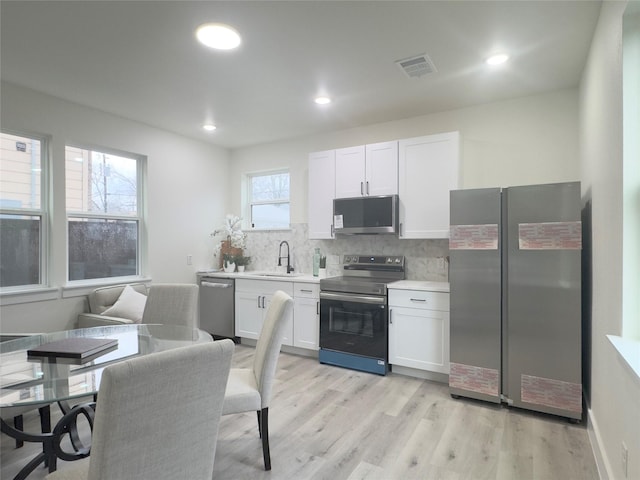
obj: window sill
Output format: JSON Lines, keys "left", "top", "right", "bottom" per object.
{"left": 0, "top": 287, "right": 59, "bottom": 306}
{"left": 607, "top": 335, "right": 640, "bottom": 384}
{"left": 63, "top": 277, "right": 152, "bottom": 298}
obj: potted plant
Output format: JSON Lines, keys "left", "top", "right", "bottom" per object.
{"left": 222, "top": 253, "right": 236, "bottom": 273}
{"left": 318, "top": 255, "right": 327, "bottom": 278}
{"left": 233, "top": 254, "right": 251, "bottom": 272}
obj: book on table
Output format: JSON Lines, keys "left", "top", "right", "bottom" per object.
{"left": 27, "top": 337, "right": 118, "bottom": 362}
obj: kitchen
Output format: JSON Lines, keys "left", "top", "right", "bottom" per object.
{"left": 0, "top": 2, "right": 638, "bottom": 480}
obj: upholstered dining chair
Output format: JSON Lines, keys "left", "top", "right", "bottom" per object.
{"left": 141, "top": 283, "right": 199, "bottom": 328}
{"left": 221, "top": 290, "right": 294, "bottom": 471}
{"left": 46, "top": 339, "right": 234, "bottom": 480}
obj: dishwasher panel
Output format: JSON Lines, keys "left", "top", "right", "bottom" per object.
{"left": 199, "top": 277, "right": 236, "bottom": 339}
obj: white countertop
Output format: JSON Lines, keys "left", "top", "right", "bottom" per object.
{"left": 388, "top": 280, "right": 450, "bottom": 292}
{"left": 197, "top": 270, "right": 320, "bottom": 284}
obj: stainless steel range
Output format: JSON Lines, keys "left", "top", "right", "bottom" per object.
{"left": 319, "top": 254, "right": 405, "bottom": 375}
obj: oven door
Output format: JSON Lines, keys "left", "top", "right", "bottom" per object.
{"left": 319, "top": 291, "right": 387, "bottom": 360}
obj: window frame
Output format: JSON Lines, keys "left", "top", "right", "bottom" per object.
{"left": 244, "top": 169, "right": 291, "bottom": 231}
{"left": 65, "top": 143, "right": 146, "bottom": 285}
{"left": 0, "top": 129, "right": 50, "bottom": 292}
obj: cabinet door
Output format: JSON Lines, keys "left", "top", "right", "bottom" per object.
{"left": 389, "top": 306, "right": 450, "bottom": 373}
{"left": 335, "top": 145, "right": 365, "bottom": 198}
{"left": 398, "top": 132, "right": 459, "bottom": 238}
{"left": 365, "top": 141, "right": 398, "bottom": 196}
{"left": 308, "top": 150, "right": 336, "bottom": 239}
{"left": 235, "top": 292, "right": 263, "bottom": 339}
{"left": 293, "top": 297, "right": 319, "bottom": 350}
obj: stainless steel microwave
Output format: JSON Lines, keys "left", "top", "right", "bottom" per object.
{"left": 333, "top": 195, "right": 399, "bottom": 235}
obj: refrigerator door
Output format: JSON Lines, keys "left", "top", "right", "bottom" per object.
{"left": 449, "top": 188, "right": 502, "bottom": 403}
{"left": 503, "top": 182, "right": 582, "bottom": 419}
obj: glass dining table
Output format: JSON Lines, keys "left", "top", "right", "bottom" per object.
{"left": 1, "top": 324, "right": 213, "bottom": 480}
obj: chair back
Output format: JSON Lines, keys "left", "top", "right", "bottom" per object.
{"left": 87, "top": 339, "right": 234, "bottom": 480}
{"left": 141, "top": 283, "right": 198, "bottom": 327}
{"left": 252, "top": 290, "right": 293, "bottom": 409}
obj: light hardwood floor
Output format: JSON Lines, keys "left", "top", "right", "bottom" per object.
{"left": 2, "top": 345, "right": 599, "bottom": 480}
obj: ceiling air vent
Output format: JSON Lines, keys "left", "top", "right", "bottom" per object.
{"left": 395, "top": 54, "right": 437, "bottom": 78}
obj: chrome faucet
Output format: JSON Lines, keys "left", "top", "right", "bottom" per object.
{"left": 277, "top": 241, "right": 294, "bottom": 273}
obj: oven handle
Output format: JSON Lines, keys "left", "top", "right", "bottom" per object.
{"left": 319, "top": 291, "right": 387, "bottom": 305}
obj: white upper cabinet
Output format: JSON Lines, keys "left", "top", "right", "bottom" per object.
{"left": 335, "top": 141, "right": 398, "bottom": 198}
{"left": 335, "top": 146, "right": 366, "bottom": 198}
{"left": 398, "top": 132, "right": 460, "bottom": 239}
{"left": 365, "top": 141, "right": 399, "bottom": 196}
{"left": 308, "top": 150, "right": 336, "bottom": 239}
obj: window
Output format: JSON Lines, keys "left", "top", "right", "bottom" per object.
{"left": 247, "top": 170, "right": 290, "bottom": 229}
{"left": 65, "top": 145, "right": 144, "bottom": 282}
{"left": 0, "top": 132, "right": 47, "bottom": 288}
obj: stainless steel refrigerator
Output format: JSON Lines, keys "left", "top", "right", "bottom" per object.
{"left": 449, "top": 182, "right": 582, "bottom": 420}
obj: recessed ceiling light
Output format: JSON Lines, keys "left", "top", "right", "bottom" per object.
{"left": 196, "top": 23, "right": 241, "bottom": 50}
{"left": 203, "top": 124, "right": 217, "bottom": 132}
{"left": 314, "top": 96, "right": 331, "bottom": 105}
{"left": 486, "top": 54, "right": 509, "bottom": 66}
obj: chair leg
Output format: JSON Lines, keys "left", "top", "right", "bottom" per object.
{"left": 260, "top": 407, "right": 271, "bottom": 470}
{"left": 13, "top": 415, "right": 24, "bottom": 448}
{"left": 256, "top": 410, "right": 262, "bottom": 438}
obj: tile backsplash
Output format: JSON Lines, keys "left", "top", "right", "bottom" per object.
{"left": 241, "top": 223, "right": 449, "bottom": 281}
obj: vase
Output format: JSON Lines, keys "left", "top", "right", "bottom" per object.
{"left": 318, "top": 268, "right": 327, "bottom": 279}
{"left": 237, "top": 265, "right": 245, "bottom": 273}
{"left": 223, "top": 262, "right": 236, "bottom": 273}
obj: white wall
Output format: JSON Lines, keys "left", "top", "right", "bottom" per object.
{"left": 580, "top": 1, "right": 640, "bottom": 479}
{"left": 229, "top": 88, "right": 580, "bottom": 223}
{"left": 0, "top": 82, "right": 230, "bottom": 333}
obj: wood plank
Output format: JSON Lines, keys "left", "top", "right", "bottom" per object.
{"left": 1, "top": 345, "right": 599, "bottom": 480}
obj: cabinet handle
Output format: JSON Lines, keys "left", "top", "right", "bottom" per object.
{"left": 366, "top": 181, "right": 369, "bottom": 195}
{"left": 399, "top": 222, "right": 403, "bottom": 237}
{"left": 257, "top": 296, "right": 261, "bottom": 308}
{"left": 410, "top": 298, "right": 427, "bottom": 302}
{"left": 389, "top": 309, "right": 393, "bottom": 324}
{"left": 300, "top": 289, "right": 312, "bottom": 293}
{"left": 261, "top": 296, "right": 266, "bottom": 309}
{"left": 316, "top": 301, "right": 319, "bottom": 315}
{"left": 360, "top": 181, "right": 364, "bottom": 196}
{"left": 331, "top": 224, "right": 334, "bottom": 237}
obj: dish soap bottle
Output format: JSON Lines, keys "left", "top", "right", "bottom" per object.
{"left": 313, "top": 248, "right": 321, "bottom": 277}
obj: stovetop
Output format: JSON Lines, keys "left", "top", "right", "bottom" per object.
{"left": 320, "top": 255, "right": 405, "bottom": 296}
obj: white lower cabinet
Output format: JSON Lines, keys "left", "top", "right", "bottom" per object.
{"left": 235, "top": 279, "right": 319, "bottom": 351}
{"left": 388, "top": 289, "right": 450, "bottom": 374}
{"left": 293, "top": 283, "right": 320, "bottom": 350}
{"left": 235, "top": 280, "right": 294, "bottom": 345}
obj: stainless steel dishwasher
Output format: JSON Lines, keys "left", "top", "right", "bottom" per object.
{"left": 198, "top": 276, "right": 236, "bottom": 340}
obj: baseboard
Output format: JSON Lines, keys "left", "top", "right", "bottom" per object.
{"left": 390, "top": 364, "right": 448, "bottom": 384}
{"left": 587, "top": 406, "right": 611, "bottom": 480}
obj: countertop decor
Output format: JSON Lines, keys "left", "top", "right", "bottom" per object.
{"left": 211, "top": 214, "right": 247, "bottom": 269}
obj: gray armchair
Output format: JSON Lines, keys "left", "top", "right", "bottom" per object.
{"left": 77, "top": 283, "right": 148, "bottom": 328}
{"left": 77, "top": 283, "right": 198, "bottom": 329}
{"left": 46, "top": 339, "right": 234, "bottom": 480}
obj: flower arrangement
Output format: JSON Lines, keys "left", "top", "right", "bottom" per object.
{"left": 211, "top": 214, "right": 246, "bottom": 250}
{"left": 211, "top": 214, "right": 247, "bottom": 268}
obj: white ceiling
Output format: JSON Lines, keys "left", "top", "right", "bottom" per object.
{"left": 0, "top": 1, "right": 601, "bottom": 149}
